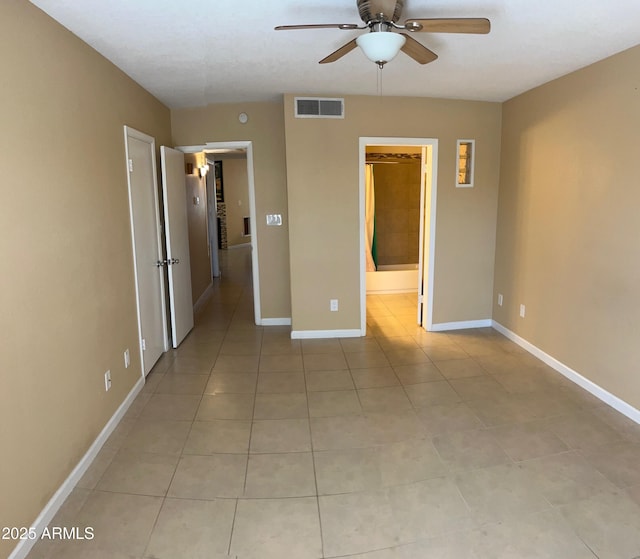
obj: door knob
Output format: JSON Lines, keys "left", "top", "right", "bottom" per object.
{"left": 156, "top": 259, "right": 169, "bottom": 267}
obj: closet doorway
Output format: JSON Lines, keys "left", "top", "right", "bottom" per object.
{"left": 359, "top": 137, "right": 438, "bottom": 333}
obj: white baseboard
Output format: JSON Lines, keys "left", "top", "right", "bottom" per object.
{"left": 430, "top": 319, "right": 493, "bottom": 332}
{"left": 9, "top": 376, "right": 145, "bottom": 559}
{"left": 291, "top": 328, "right": 363, "bottom": 339}
{"left": 193, "top": 283, "right": 213, "bottom": 314}
{"left": 492, "top": 320, "right": 640, "bottom": 425}
{"left": 260, "top": 318, "right": 292, "bottom": 326}
{"left": 227, "top": 243, "right": 251, "bottom": 249}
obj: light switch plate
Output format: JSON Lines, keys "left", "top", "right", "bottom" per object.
{"left": 266, "top": 214, "right": 282, "bottom": 226}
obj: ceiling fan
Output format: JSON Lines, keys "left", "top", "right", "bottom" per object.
{"left": 275, "top": 0, "right": 490, "bottom": 68}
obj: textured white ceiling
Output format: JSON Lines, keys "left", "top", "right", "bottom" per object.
{"left": 29, "top": 0, "right": 640, "bottom": 109}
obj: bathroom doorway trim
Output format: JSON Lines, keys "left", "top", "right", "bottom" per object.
{"left": 359, "top": 137, "right": 439, "bottom": 334}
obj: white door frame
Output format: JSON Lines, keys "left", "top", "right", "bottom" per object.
{"left": 124, "top": 126, "right": 169, "bottom": 377}
{"left": 176, "top": 141, "right": 261, "bottom": 325}
{"left": 359, "top": 137, "right": 439, "bottom": 333}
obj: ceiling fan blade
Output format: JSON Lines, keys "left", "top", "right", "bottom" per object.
{"left": 404, "top": 18, "right": 491, "bottom": 34}
{"left": 319, "top": 39, "right": 358, "bottom": 64}
{"left": 275, "top": 23, "right": 360, "bottom": 31}
{"left": 400, "top": 34, "right": 438, "bottom": 65}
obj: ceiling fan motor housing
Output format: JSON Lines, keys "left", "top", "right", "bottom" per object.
{"left": 357, "top": 0, "right": 404, "bottom": 23}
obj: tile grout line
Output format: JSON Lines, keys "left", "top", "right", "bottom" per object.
{"left": 302, "top": 350, "right": 326, "bottom": 559}
{"left": 236, "top": 283, "right": 260, "bottom": 497}
{"left": 221, "top": 278, "right": 257, "bottom": 557}
{"left": 227, "top": 498, "right": 240, "bottom": 557}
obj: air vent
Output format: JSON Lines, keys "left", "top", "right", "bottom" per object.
{"left": 295, "top": 97, "right": 344, "bottom": 119}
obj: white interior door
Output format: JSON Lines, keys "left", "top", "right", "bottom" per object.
{"left": 161, "top": 146, "right": 194, "bottom": 348}
{"left": 124, "top": 127, "right": 168, "bottom": 376}
{"left": 417, "top": 146, "right": 428, "bottom": 325}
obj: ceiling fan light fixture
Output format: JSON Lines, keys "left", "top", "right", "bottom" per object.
{"left": 356, "top": 32, "right": 406, "bottom": 66}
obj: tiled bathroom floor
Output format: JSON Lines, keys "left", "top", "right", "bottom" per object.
{"left": 27, "top": 248, "right": 640, "bottom": 559}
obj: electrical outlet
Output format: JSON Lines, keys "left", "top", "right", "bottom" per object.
{"left": 124, "top": 349, "right": 130, "bottom": 368}
{"left": 330, "top": 299, "right": 339, "bottom": 312}
{"left": 104, "top": 370, "right": 112, "bottom": 392}
{"left": 497, "top": 294, "right": 503, "bottom": 306}
{"left": 519, "top": 304, "right": 526, "bottom": 318}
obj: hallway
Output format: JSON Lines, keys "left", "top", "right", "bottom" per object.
{"left": 27, "top": 247, "right": 640, "bottom": 559}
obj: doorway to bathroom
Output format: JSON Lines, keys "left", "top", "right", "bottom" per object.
{"left": 359, "top": 137, "right": 438, "bottom": 333}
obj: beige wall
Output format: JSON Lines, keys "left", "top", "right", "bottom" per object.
{"left": 171, "top": 102, "right": 291, "bottom": 320}
{"left": 0, "top": 2, "right": 171, "bottom": 557}
{"left": 284, "top": 94, "right": 502, "bottom": 331}
{"left": 184, "top": 153, "right": 211, "bottom": 304}
{"left": 222, "top": 158, "right": 251, "bottom": 247}
{"left": 494, "top": 44, "right": 640, "bottom": 409}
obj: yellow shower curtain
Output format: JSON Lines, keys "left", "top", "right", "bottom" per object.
{"left": 365, "top": 164, "right": 376, "bottom": 272}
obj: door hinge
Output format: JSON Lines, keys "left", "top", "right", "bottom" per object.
{"left": 128, "top": 159, "right": 134, "bottom": 172}
{"left": 141, "top": 338, "right": 146, "bottom": 351}
{"left": 418, "top": 295, "right": 424, "bottom": 304}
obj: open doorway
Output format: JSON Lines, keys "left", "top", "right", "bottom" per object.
{"left": 206, "top": 150, "right": 251, "bottom": 252}
{"left": 176, "top": 141, "right": 262, "bottom": 325}
{"left": 359, "top": 137, "right": 438, "bottom": 334}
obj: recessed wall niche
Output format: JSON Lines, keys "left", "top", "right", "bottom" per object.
{"left": 456, "top": 139, "right": 475, "bottom": 188}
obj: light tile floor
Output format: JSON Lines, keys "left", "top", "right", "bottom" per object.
{"left": 27, "top": 248, "right": 640, "bottom": 559}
